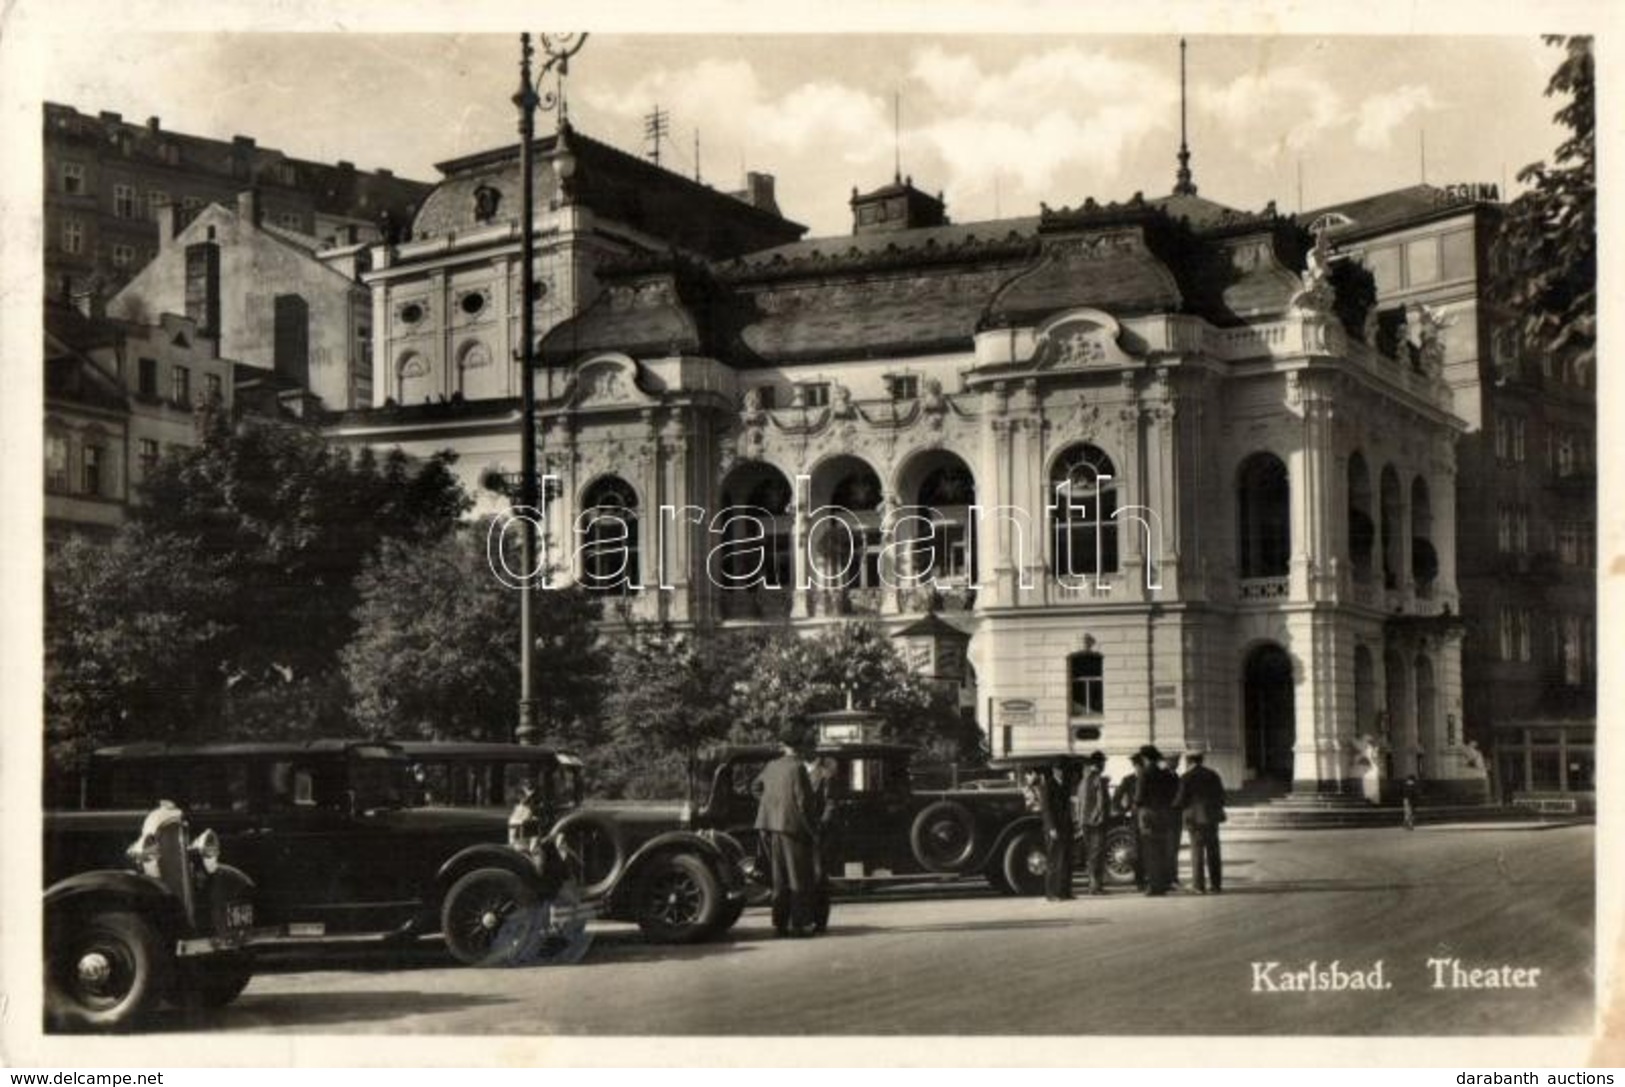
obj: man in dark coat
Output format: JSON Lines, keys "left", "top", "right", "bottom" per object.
{"left": 1133, "top": 744, "right": 1180, "bottom": 895}
{"left": 1172, "top": 750, "right": 1227, "bottom": 894}
{"left": 1113, "top": 753, "right": 1146, "bottom": 890}
{"left": 1076, "top": 751, "right": 1111, "bottom": 894}
{"left": 1039, "top": 761, "right": 1077, "bottom": 901}
{"left": 753, "top": 740, "right": 819, "bottom": 936}
{"left": 806, "top": 755, "right": 840, "bottom": 933}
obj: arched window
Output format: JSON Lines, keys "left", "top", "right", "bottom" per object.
{"left": 1237, "top": 453, "right": 1290, "bottom": 579}
{"left": 456, "top": 341, "right": 491, "bottom": 397}
{"left": 1380, "top": 465, "right": 1403, "bottom": 589}
{"left": 1051, "top": 444, "right": 1118, "bottom": 580}
{"left": 397, "top": 352, "right": 431, "bottom": 404}
{"left": 1411, "top": 476, "right": 1437, "bottom": 596}
{"left": 810, "top": 457, "right": 885, "bottom": 592}
{"left": 909, "top": 457, "right": 977, "bottom": 584}
{"left": 579, "top": 475, "right": 639, "bottom": 595}
{"left": 1068, "top": 652, "right": 1105, "bottom": 717}
{"left": 714, "top": 463, "right": 793, "bottom": 612}
{"left": 1347, "top": 452, "right": 1374, "bottom": 582}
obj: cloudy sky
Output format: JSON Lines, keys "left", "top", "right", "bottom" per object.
{"left": 15, "top": 13, "right": 1579, "bottom": 239}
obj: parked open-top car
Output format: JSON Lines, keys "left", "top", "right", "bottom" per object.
{"left": 44, "top": 801, "right": 277, "bottom": 1031}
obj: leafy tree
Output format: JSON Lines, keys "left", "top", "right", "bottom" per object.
{"left": 594, "top": 625, "right": 762, "bottom": 798}
{"left": 45, "top": 415, "right": 475, "bottom": 756}
{"left": 344, "top": 523, "right": 608, "bottom": 745}
{"left": 44, "top": 530, "right": 233, "bottom": 780}
{"left": 728, "top": 622, "right": 978, "bottom": 760}
{"left": 1493, "top": 36, "right": 1595, "bottom": 378}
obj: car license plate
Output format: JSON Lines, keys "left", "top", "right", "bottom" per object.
{"left": 225, "top": 902, "right": 254, "bottom": 930}
{"left": 287, "top": 922, "right": 326, "bottom": 937}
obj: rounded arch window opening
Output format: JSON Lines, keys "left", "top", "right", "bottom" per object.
{"left": 1050, "top": 444, "right": 1118, "bottom": 582}
{"left": 578, "top": 475, "right": 639, "bottom": 595}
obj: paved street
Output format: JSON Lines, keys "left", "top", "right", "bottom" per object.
{"left": 190, "top": 822, "right": 1592, "bottom": 1035}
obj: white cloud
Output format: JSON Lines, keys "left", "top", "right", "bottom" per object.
{"left": 907, "top": 45, "right": 1176, "bottom": 213}
{"left": 747, "top": 82, "right": 890, "bottom": 161}
{"left": 1354, "top": 84, "right": 1438, "bottom": 150}
{"left": 1200, "top": 65, "right": 1344, "bottom": 166}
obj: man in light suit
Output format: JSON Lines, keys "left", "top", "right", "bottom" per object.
{"left": 754, "top": 739, "right": 819, "bottom": 937}
{"left": 1173, "top": 749, "right": 1227, "bottom": 894}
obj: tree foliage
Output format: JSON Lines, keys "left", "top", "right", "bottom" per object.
{"left": 343, "top": 525, "right": 607, "bottom": 745}
{"left": 594, "top": 625, "right": 762, "bottom": 798}
{"left": 45, "top": 416, "right": 475, "bottom": 765}
{"left": 728, "top": 622, "right": 978, "bottom": 761}
{"left": 1493, "top": 36, "right": 1595, "bottom": 377}
{"left": 44, "top": 531, "right": 233, "bottom": 778}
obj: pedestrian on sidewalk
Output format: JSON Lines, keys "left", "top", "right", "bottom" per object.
{"left": 1401, "top": 774, "right": 1419, "bottom": 831}
{"left": 1134, "top": 744, "right": 1179, "bottom": 895}
{"left": 1114, "top": 753, "right": 1146, "bottom": 891}
{"left": 1076, "top": 751, "right": 1111, "bottom": 894}
{"left": 1040, "top": 760, "right": 1077, "bottom": 901}
{"left": 754, "top": 737, "right": 820, "bottom": 936}
{"left": 1173, "top": 749, "right": 1227, "bottom": 894}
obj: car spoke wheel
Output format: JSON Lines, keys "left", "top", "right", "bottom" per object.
{"left": 1001, "top": 828, "right": 1048, "bottom": 897}
{"left": 46, "top": 910, "right": 169, "bottom": 1032}
{"left": 441, "top": 868, "right": 540, "bottom": 967}
{"left": 1104, "top": 825, "right": 1138, "bottom": 885}
{"left": 636, "top": 853, "right": 723, "bottom": 944}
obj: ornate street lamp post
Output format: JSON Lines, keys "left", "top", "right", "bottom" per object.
{"left": 513, "top": 31, "right": 587, "bottom": 745}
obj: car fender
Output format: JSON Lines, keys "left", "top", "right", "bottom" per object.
{"left": 986, "top": 814, "right": 1045, "bottom": 866}
{"left": 434, "top": 843, "right": 544, "bottom": 900}
{"left": 609, "top": 831, "right": 739, "bottom": 908}
{"left": 44, "top": 871, "right": 186, "bottom": 935}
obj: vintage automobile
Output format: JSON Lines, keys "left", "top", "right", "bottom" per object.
{"left": 56, "top": 741, "right": 576, "bottom": 965}
{"left": 394, "top": 740, "right": 750, "bottom": 944}
{"left": 689, "top": 742, "right": 1140, "bottom": 897}
{"left": 44, "top": 801, "right": 274, "bottom": 1031}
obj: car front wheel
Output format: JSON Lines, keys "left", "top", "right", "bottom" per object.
{"left": 1104, "top": 825, "right": 1138, "bottom": 885}
{"left": 636, "top": 853, "right": 723, "bottom": 944}
{"left": 441, "top": 867, "right": 541, "bottom": 967}
{"left": 1001, "top": 828, "right": 1048, "bottom": 897}
{"left": 46, "top": 909, "right": 170, "bottom": 1032}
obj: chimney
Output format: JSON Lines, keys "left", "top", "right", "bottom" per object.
{"left": 156, "top": 202, "right": 176, "bottom": 250}
{"left": 745, "top": 172, "right": 780, "bottom": 215}
{"left": 237, "top": 189, "right": 260, "bottom": 226}
{"left": 376, "top": 168, "right": 393, "bottom": 179}
{"left": 99, "top": 111, "right": 123, "bottom": 125}
{"left": 337, "top": 160, "right": 355, "bottom": 173}
{"left": 146, "top": 116, "right": 160, "bottom": 134}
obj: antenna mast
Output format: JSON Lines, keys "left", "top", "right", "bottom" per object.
{"left": 644, "top": 105, "right": 670, "bottom": 167}
{"left": 893, "top": 90, "right": 902, "bottom": 183}
{"left": 1173, "top": 38, "right": 1198, "bottom": 196}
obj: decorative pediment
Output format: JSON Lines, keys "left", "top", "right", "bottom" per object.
{"left": 566, "top": 353, "right": 658, "bottom": 410}
{"left": 1033, "top": 309, "right": 1138, "bottom": 369}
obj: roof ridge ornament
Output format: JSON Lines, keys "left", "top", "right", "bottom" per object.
{"left": 1173, "top": 38, "right": 1199, "bottom": 197}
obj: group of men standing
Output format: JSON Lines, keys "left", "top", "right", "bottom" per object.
{"left": 1037, "top": 744, "right": 1228, "bottom": 900}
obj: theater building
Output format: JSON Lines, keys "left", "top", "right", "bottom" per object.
{"left": 327, "top": 124, "right": 1479, "bottom": 799}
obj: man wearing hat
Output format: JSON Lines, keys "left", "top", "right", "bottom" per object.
{"left": 753, "top": 738, "right": 820, "bottom": 936}
{"left": 1039, "top": 760, "right": 1078, "bottom": 901}
{"left": 1113, "top": 752, "right": 1147, "bottom": 890}
{"left": 1075, "top": 751, "right": 1112, "bottom": 894}
{"left": 1173, "top": 749, "right": 1228, "bottom": 894}
{"left": 1133, "top": 744, "right": 1180, "bottom": 895}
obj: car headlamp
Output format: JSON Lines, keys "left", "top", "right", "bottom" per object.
{"left": 190, "top": 828, "right": 222, "bottom": 874}
{"left": 126, "top": 832, "right": 161, "bottom": 878}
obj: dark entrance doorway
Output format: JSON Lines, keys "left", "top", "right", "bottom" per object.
{"left": 1244, "top": 644, "right": 1297, "bottom": 783}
